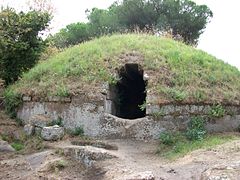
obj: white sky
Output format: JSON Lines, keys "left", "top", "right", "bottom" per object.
{"left": 1, "top": 0, "right": 240, "bottom": 69}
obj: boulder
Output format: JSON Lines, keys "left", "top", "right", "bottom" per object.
{"left": 29, "top": 114, "right": 52, "bottom": 128}
{"left": 0, "top": 140, "right": 15, "bottom": 152}
{"left": 24, "top": 124, "right": 34, "bottom": 136}
{"left": 41, "top": 125, "right": 64, "bottom": 141}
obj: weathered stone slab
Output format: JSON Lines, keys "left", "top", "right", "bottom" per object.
{"left": 100, "top": 114, "right": 166, "bottom": 140}
{"left": 29, "top": 114, "right": 52, "bottom": 128}
{"left": 63, "top": 145, "right": 117, "bottom": 167}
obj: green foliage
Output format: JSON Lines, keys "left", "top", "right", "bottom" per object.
{"left": 87, "top": 6, "right": 124, "bottom": 36}
{"left": 209, "top": 104, "right": 225, "bottom": 118}
{"left": 138, "top": 101, "right": 146, "bottom": 111}
{"left": 69, "top": 127, "right": 84, "bottom": 137}
{"left": 193, "top": 90, "right": 206, "bottom": 102}
{"left": 0, "top": 7, "right": 51, "bottom": 85}
{"left": 11, "top": 141, "right": 24, "bottom": 151}
{"left": 55, "top": 84, "right": 69, "bottom": 97}
{"left": 3, "top": 89, "right": 22, "bottom": 118}
{"left": 49, "top": 0, "right": 212, "bottom": 47}
{"left": 158, "top": 134, "right": 238, "bottom": 160}
{"left": 152, "top": 110, "right": 165, "bottom": 119}
{"left": 161, "top": 88, "right": 188, "bottom": 102}
{"left": 154, "top": 0, "right": 213, "bottom": 45}
{"left": 186, "top": 116, "right": 206, "bottom": 141}
{"left": 159, "top": 131, "right": 177, "bottom": 145}
{"left": 48, "top": 22, "right": 91, "bottom": 48}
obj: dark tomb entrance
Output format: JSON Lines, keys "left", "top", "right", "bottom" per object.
{"left": 112, "top": 64, "right": 147, "bottom": 119}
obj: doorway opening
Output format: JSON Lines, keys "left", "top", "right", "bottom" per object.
{"left": 111, "top": 64, "right": 147, "bottom": 119}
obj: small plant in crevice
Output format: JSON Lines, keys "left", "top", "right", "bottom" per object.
{"left": 186, "top": 116, "right": 207, "bottom": 141}
{"left": 48, "top": 159, "right": 68, "bottom": 173}
{"left": 209, "top": 104, "right": 225, "bottom": 118}
{"left": 138, "top": 101, "right": 146, "bottom": 112}
{"left": 152, "top": 110, "right": 165, "bottom": 119}
{"left": 48, "top": 117, "right": 64, "bottom": 127}
{"left": 69, "top": 126, "right": 84, "bottom": 137}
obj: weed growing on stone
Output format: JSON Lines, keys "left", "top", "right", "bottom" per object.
{"left": 209, "top": 104, "right": 225, "bottom": 118}
{"left": 186, "top": 116, "right": 206, "bottom": 141}
{"left": 48, "top": 117, "right": 64, "bottom": 127}
{"left": 11, "top": 141, "right": 24, "bottom": 151}
{"left": 69, "top": 126, "right": 84, "bottom": 137}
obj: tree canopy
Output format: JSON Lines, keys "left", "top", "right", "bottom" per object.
{"left": 0, "top": 7, "right": 51, "bottom": 85}
{"left": 49, "top": 0, "right": 213, "bottom": 48}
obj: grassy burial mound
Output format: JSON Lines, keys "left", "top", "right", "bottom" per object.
{"left": 5, "top": 34, "right": 240, "bottom": 106}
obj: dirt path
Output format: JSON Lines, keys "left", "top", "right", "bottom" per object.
{"left": 1, "top": 139, "right": 240, "bottom": 179}
{"left": 96, "top": 139, "right": 240, "bottom": 179}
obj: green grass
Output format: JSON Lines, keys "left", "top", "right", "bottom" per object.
{"left": 157, "top": 134, "right": 239, "bottom": 160}
{"left": 11, "top": 141, "right": 24, "bottom": 151}
{"left": 6, "top": 33, "right": 240, "bottom": 105}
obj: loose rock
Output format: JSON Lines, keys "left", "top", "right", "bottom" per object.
{"left": 0, "top": 140, "right": 15, "bottom": 152}
{"left": 41, "top": 125, "right": 64, "bottom": 141}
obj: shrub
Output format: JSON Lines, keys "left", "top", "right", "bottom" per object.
{"left": 186, "top": 116, "right": 206, "bottom": 141}
{"left": 159, "top": 131, "right": 176, "bottom": 145}
{"left": 209, "top": 104, "right": 225, "bottom": 118}
{"left": 3, "top": 89, "right": 22, "bottom": 118}
{"left": 0, "top": 7, "right": 51, "bottom": 85}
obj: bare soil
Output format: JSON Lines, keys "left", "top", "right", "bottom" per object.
{"left": 1, "top": 110, "right": 240, "bottom": 180}
{"left": 1, "top": 138, "right": 240, "bottom": 179}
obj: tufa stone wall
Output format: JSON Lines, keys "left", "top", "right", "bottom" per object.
{"left": 17, "top": 95, "right": 240, "bottom": 140}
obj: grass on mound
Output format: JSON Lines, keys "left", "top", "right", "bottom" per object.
{"left": 6, "top": 33, "right": 240, "bottom": 105}
{"left": 157, "top": 133, "right": 239, "bottom": 160}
